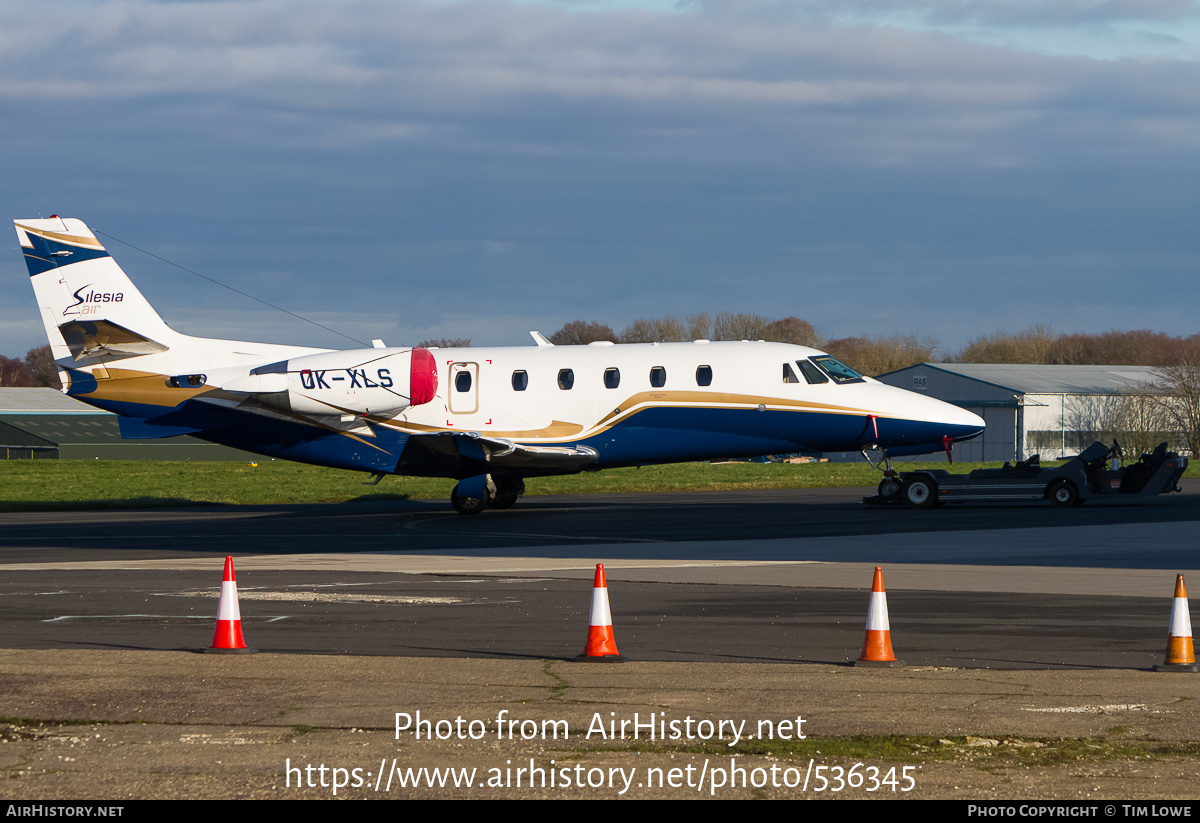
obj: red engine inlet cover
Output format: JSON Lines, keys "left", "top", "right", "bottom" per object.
{"left": 409, "top": 347, "right": 438, "bottom": 406}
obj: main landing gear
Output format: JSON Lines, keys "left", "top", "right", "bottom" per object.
{"left": 450, "top": 474, "right": 525, "bottom": 515}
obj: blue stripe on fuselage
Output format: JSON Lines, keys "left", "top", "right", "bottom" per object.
{"left": 64, "top": 369, "right": 99, "bottom": 397}
{"left": 577, "top": 407, "right": 979, "bottom": 465}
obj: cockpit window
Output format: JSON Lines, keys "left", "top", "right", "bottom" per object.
{"left": 810, "top": 356, "right": 864, "bottom": 384}
{"left": 783, "top": 363, "right": 799, "bottom": 384}
{"left": 796, "top": 360, "right": 828, "bottom": 385}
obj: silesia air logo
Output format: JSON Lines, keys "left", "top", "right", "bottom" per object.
{"left": 63, "top": 284, "right": 124, "bottom": 316}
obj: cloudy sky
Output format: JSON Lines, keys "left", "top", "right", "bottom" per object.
{"left": 3, "top": 0, "right": 1199, "bottom": 361}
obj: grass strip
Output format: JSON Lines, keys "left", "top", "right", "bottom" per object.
{"left": 0, "top": 457, "right": 1193, "bottom": 511}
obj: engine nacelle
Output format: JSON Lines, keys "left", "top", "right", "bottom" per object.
{"left": 225, "top": 347, "right": 438, "bottom": 418}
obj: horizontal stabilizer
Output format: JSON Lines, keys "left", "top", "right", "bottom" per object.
{"left": 59, "top": 319, "right": 169, "bottom": 362}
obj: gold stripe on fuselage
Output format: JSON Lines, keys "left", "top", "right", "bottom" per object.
{"left": 79, "top": 368, "right": 210, "bottom": 405}
{"left": 368, "top": 389, "right": 883, "bottom": 444}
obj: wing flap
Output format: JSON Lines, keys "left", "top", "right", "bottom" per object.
{"left": 468, "top": 435, "right": 598, "bottom": 472}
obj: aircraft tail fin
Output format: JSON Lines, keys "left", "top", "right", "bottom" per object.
{"left": 15, "top": 217, "right": 180, "bottom": 365}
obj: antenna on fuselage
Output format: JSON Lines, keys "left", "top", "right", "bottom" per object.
{"left": 530, "top": 331, "right": 554, "bottom": 347}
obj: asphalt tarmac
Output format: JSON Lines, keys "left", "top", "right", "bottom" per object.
{"left": 1, "top": 483, "right": 1197, "bottom": 667}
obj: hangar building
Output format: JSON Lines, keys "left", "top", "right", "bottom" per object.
{"left": 872, "top": 364, "right": 1168, "bottom": 463}
{"left": 0, "top": 388, "right": 253, "bottom": 460}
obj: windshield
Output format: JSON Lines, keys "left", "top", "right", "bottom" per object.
{"left": 810, "top": 356, "right": 864, "bottom": 384}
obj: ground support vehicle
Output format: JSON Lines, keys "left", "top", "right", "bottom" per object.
{"left": 864, "top": 441, "right": 1188, "bottom": 509}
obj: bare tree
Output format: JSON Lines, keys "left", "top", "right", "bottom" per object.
{"left": 824, "top": 334, "right": 939, "bottom": 377}
{"left": 1064, "top": 389, "right": 1174, "bottom": 458}
{"left": 0, "top": 355, "right": 37, "bottom": 387}
{"left": 1049, "top": 329, "right": 1180, "bottom": 366}
{"left": 712, "top": 312, "right": 771, "bottom": 341}
{"left": 1153, "top": 358, "right": 1200, "bottom": 456}
{"left": 548, "top": 321, "right": 619, "bottom": 346}
{"left": 686, "top": 313, "right": 711, "bottom": 341}
{"left": 1118, "top": 388, "right": 1179, "bottom": 456}
{"left": 416, "top": 338, "right": 471, "bottom": 349}
{"left": 24, "top": 344, "right": 61, "bottom": 389}
{"left": 621, "top": 316, "right": 688, "bottom": 343}
{"left": 762, "top": 317, "right": 822, "bottom": 348}
{"left": 956, "top": 324, "right": 1056, "bottom": 364}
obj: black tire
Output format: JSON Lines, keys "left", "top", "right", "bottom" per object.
{"left": 451, "top": 484, "right": 486, "bottom": 515}
{"left": 878, "top": 476, "right": 902, "bottom": 502}
{"left": 903, "top": 476, "right": 935, "bottom": 509}
{"left": 490, "top": 492, "right": 520, "bottom": 510}
{"left": 488, "top": 477, "right": 524, "bottom": 510}
{"left": 1048, "top": 480, "right": 1078, "bottom": 508}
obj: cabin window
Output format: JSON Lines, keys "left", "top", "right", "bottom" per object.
{"left": 455, "top": 371, "right": 473, "bottom": 392}
{"left": 783, "top": 363, "right": 799, "bottom": 384}
{"left": 797, "top": 360, "right": 828, "bottom": 385}
{"left": 604, "top": 368, "right": 620, "bottom": 389}
{"left": 696, "top": 365, "right": 713, "bottom": 387}
{"left": 811, "top": 356, "right": 864, "bottom": 384}
{"left": 650, "top": 366, "right": 666, "bottom": 388}
{"left": 558, "top": 369, "right": 574, "bottom": 390}
{"left": 512, "top": 370, "right": 528, "bottom": 391}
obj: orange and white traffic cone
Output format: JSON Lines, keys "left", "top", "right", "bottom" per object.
{"left": 854, "top": 566, "right": 904, "bottom": 667}
{"left": 206, "top": 556, "right": 256, "bottom": 654}
{"left": 577, "top": 563, "right": 622, "bottom": 662}
{"left": 1154, "top": 574, "right": 1198, "bottom": 672}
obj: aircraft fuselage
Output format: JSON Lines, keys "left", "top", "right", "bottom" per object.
{"left": 17, "top": 215, "right": 985, "bottom": 514}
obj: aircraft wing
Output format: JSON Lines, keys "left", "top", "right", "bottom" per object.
{"left": 473, "top": 436, "right": 599, "bottom": 473}
{"left": 398, "top": 431, "right": 599, "bottom": 478}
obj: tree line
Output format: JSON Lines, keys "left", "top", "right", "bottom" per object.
{"left": 535, "top": 315, "right": 1200, "bottom": 376}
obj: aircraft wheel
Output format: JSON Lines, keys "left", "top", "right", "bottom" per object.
{"left": 487, "top": 477, "right": 525, "bottom": 510}
{"left": 451, "top": 484, "right": 486, "bottom": 516}
{"left": 878, "top": 476, "right": 902, "bottom": 502}
{"left": 491, "top": 492, "right": 520, "bottom": 509}
{"left": 902, "top": 476, "right": 936, "bottom": 509}
{"left": 1048, "top": 480, "right": 1078, "bottom": 508}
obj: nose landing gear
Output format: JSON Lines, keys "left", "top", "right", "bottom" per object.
{"left": 862, "top": 445, "right": 903, "bottom": 504}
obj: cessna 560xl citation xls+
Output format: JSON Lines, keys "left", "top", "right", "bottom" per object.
{"left": 16, "top": 216, "right": 984, "bottom": 514}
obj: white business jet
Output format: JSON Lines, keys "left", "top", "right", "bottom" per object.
{"left": 15, "top": 216, "right": 984, "bottom": 514}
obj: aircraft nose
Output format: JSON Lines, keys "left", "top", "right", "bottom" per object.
{"left": 911, "top": 391, "right": 984, "bottom": 440}
{"left": 867, "top": 383, "right": 985, "bottom": 450}
{"left": 941, "top": 401, "right": 985, "bottom": 439}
